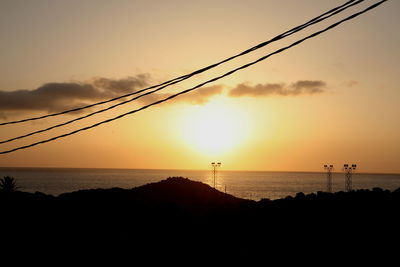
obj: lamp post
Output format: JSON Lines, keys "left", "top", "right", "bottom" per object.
{"left": 211, "top": 162, "right": 221, "bottom": 188}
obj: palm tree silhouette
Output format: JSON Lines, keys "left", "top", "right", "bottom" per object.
{"left": 0, "top": 176, "right": 19, "bottom": 192}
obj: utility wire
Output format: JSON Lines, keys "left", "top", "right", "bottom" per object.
{"left": 0, "top": 0, "right": 360, "bottom": 127}
{"left": 0, "top": 0, "right": 365, "bottom": 144}
{"left": 0, "top": 0, "right": 388, "bottom": 155}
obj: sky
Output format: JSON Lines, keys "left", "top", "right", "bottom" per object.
{"left": 0, "top": 0, "right": 399, "bottom": 173}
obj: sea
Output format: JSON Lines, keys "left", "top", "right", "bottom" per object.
{"left": 1, "top": 167, "right": 399, "bottom": 200}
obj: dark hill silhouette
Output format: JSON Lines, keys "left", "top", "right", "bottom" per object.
{"left": 1, "top": 177, "right": 399, "bottom": 261}
{"left": 56, "top": 177, "right": 252, "bottom": 219}
{"left": 59, "top": 176, "right": 248, "bottom": 206}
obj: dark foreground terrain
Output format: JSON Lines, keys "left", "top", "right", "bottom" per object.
{"left": 1, "top": 177, "right": 399, "bottom": 261}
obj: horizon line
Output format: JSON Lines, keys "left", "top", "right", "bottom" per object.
{"left": 0, "top": 166, "right": 399, "bottom": 176}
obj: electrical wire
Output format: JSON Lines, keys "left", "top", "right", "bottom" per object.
{"left": 0, "top": 0, "right": 366, "bottom": 144}
{"left": 0, "top": 0, "right": 360, "bottom": 126}
{"left": 0, "top": 0, "right": 388, "bottom": 155}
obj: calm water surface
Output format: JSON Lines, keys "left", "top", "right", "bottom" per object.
{"left": 1, "top": 167, "right": 399, "bottom": 200}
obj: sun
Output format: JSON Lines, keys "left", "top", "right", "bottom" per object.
{"left": 179, "top": 98, "right": 251, "bottom": 156}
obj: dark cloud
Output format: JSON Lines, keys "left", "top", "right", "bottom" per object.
{"left": 0, "top": 75, "right": 151, "bottom": 118}
{"left": 0, "top": 76, "right": 327, "bottom": 119}
{"left": 0, "top": 75, "right": 223, "bottom": 118}
{"left": 92, "top": 74, "right": 151, "bottom": 94}
{"left": 0, "top": 83, "right": 101, "bottom": 113}
{"left": 229, "top": 80, "right": 327, "bottom": 97}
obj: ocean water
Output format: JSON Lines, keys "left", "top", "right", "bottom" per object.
{"left": 0, "top": 167, "right": 399, "bottom": 200}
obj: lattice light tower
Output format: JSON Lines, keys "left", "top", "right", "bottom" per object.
{"left": 343, "top": 164, "right": 357, "bottom": 192}
{"left": 211, "top": 162, "right": 221, "bottom": 188}
{"left": 324, "top": 164, "right": 334, "bottom": 193}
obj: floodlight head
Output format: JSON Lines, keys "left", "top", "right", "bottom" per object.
{"left": 211, "top": 162, "right": 215, "bottom": 165}
{"left": 344, "top": 164, "right": 348, "bottom": 168}
{"left": 324, "top": 165, "right": 327, "bottom": 168}
{"left": 330, "top": 165, "right": 333, "bottom": 168}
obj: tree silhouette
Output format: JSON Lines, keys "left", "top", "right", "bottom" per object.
{"left": 0, "top": 176, "right": 19, "bottom": 193}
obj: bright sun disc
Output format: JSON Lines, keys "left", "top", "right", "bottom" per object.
{"left": 180, "top": 99, "right": 251, "bottom": 156}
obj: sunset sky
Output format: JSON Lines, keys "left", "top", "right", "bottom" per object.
{"left": 0, "top": 0, "right": 399, "bottom": 173}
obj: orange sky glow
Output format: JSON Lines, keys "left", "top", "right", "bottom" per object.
{"left": 0, "top": 0, "right": 399, "bottom": 173}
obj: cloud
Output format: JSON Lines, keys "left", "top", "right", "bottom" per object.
{"left": 140, "top": 85, "right": 224, "bottom": 106}
{"left": 0, "top": 76, "right": 327, "bottom": 119}
{"left": 0, "top": 75, "right": 151, "bottom": 117}
{"left": 343, "top": 80, "right": 359, "bottom": 87}
{"left": 0, "top": 75, "right": 223, "bottom": 118}
{"left": 174, "top": 85, "right": 223, "bottom": 104}
{"left": 92, "top": 74, "right": 151, "bottom": 94}
{"left": 229, "top": 80, "right": 327, "bottom": 97}
{"left": 0, "top": 83, "right": 100, "bottom": 113}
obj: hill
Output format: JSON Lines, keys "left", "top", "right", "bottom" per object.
{"left": 1, "top": 177, "right": 399, "bottom": 260}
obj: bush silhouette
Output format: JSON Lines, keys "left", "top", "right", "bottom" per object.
{"left": 0, "top": 176, "right": 19, "bottom": 193}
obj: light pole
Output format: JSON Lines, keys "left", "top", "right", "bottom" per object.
{"left": 211, "top": 162, "right": 221, "bottom": 188}
{"left": 324, "top": 164, "right": 334, "bottom": 193}
{"left": 343, "top": 164, "right": 357, "bottom": 192}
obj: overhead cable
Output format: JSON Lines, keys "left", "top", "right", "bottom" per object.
{"left": 0, "top": 0, "right": 388, "bottom": 154}
{"left": 0, "top": 0, "right": 366, "bottom": 145}
{"left": 0, "top": 0, "right": 360, "bottom": 126}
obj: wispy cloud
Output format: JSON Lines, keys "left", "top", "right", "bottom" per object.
{"left": 139, "top": 85, "right": 224, "bottom": 106}
{"left": 342, "top": 80, "right": 359, "bottom": 87}
{"left": 0, "top": 76, "right": 327, "bottom": 119}
{"left": 229, "top": 80, "right": 327, "bottom": 97}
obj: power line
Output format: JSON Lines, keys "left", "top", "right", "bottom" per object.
{"left": 0, "top": 0, "right": 366, "bottom": 144}
{"left": 0, "top": 0, "right": 361, "bottom": 127}
{"left": 0, "top": 0, "right": 388, "bottom": 155}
